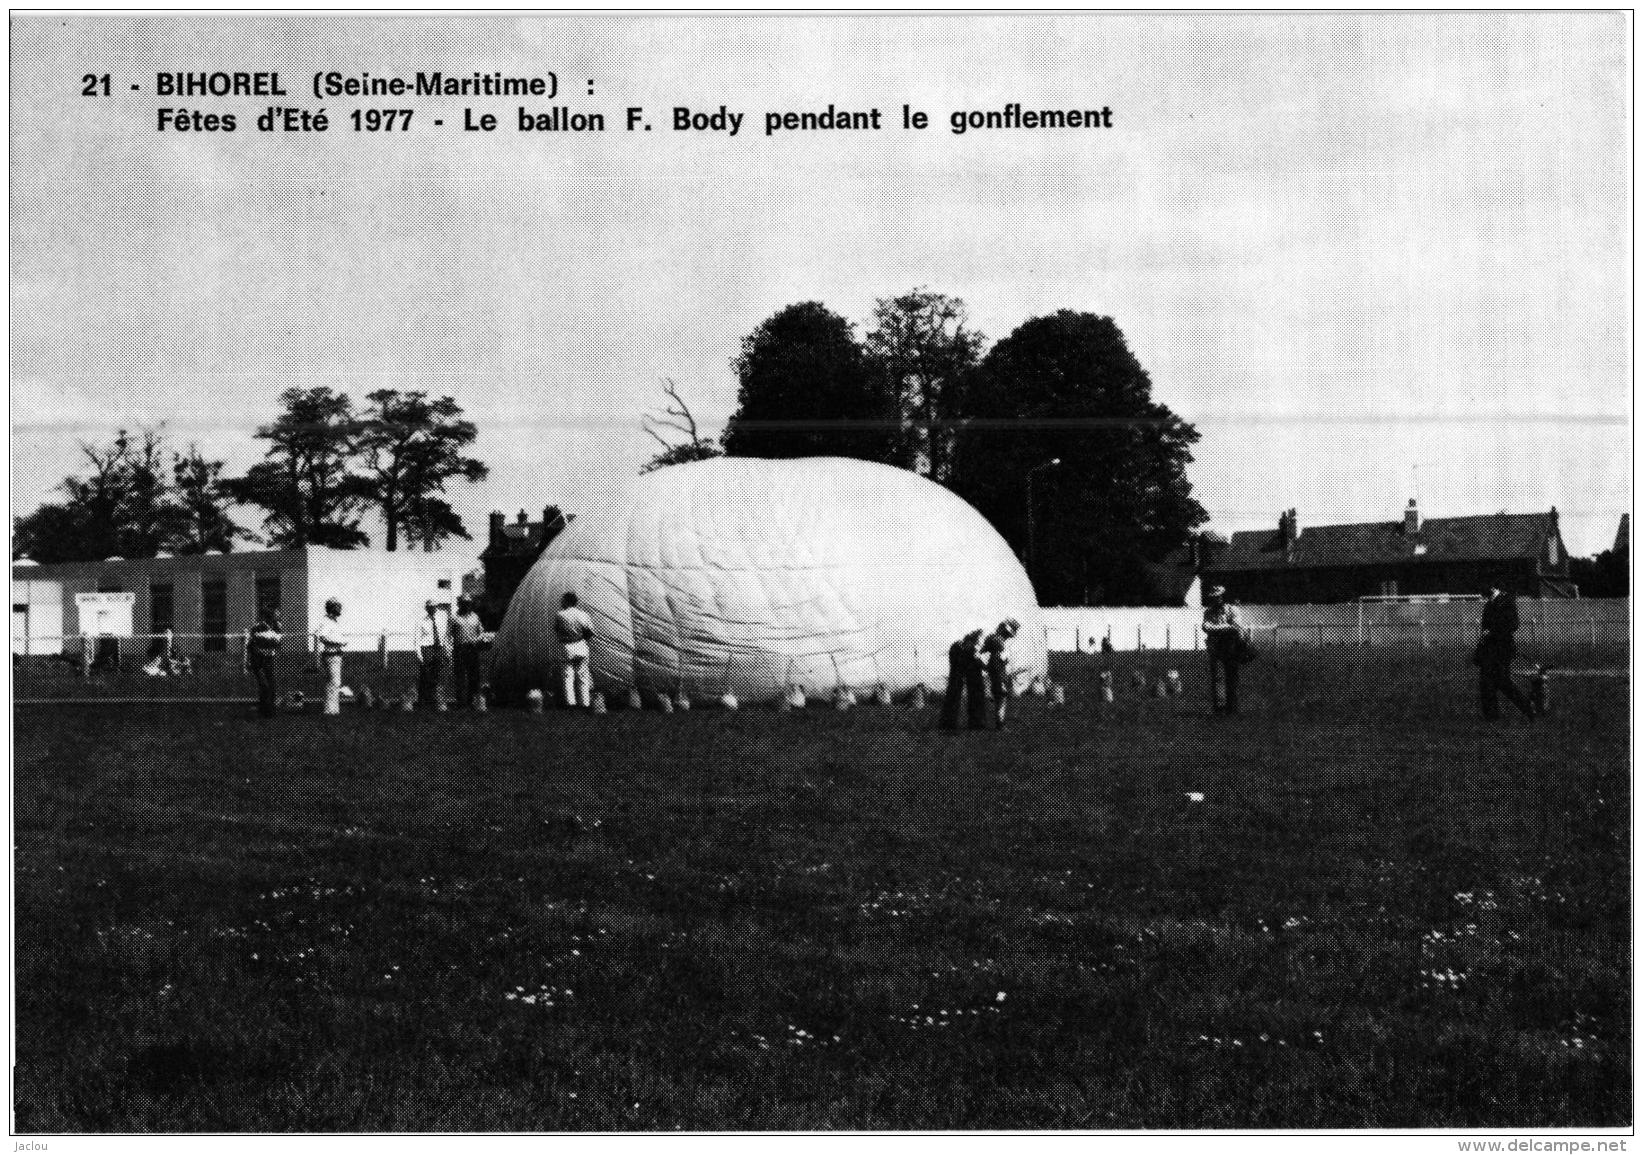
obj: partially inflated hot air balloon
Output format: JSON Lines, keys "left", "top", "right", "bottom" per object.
{"left": 489, "top": 457, "right": 1045, "bottom": 705}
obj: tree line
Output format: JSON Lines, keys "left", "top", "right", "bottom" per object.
{"left": 648, "top": 290, "right": 1209, "bottom": 605}
{"left": 14, "top": 387, "right": 486, "bottom": 564}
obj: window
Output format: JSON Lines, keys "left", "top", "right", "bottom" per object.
{"left": 1546, "top": 537, "right": 1560, "bottom": 565}
{"left": 150, "top": 583, "right": 174, "bottom": 634}
{"left": 255, "top": 572, "right": 281, "bottom": 619}
{"left": 202, "top": 578, "right": 227, "bottom": 652}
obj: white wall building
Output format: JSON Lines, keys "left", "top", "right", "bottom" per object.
{"left": 12, "top": 573, "right": 65, "bottom": 655}
{"left": 10, "top": 546, "right": 476, "bottom": 655}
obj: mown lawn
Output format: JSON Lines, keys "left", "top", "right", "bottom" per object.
{"left": 12, "top": 647, "right": 1630, "bottom": 1131}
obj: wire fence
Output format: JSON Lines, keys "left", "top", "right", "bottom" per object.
{"left": 12, "top": 602, "right": 1628, "bottom": 706}
{"left": 12, "top": 629, "right": 432, "bottom": 663}
{"left": 11, "top": 631, "right": 470, "bottom": 703}
{"left": 1044, "top": 599, "right": 1629, "bottom": 655}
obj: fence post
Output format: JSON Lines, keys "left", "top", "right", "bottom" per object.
{"left": 380, "top": 631, "right": 389, "bottom": 669}
{"left": 1165, "top": 625, "right": 1172, "bottom": 652}
{"left": 1137, "top": 624, "right": 1143, "bottom": 651}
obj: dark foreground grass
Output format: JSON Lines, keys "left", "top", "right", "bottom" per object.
{"left": 13, "top": 647, "right": 1630, "bottom": 1131}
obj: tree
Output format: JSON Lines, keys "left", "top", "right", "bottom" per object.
{"left": 864, "top": 289, "right": 985, "bottom": 482}
{"left": 721, "top": 302, "right": 891, "bottom": 462}
{"left": 951, "top": 311, "right": 1208, "bottom": 606}
{"left": 356, "top": 390, "right": 489, "bottom": 550}
{"left": 640, "top": 379, "right": 723, "bottom": 474}
{"left": 167, "top": 445, "right": 251, "bottom": 554}
{"left": 13, "top": 503, "right": 93, "bottom": 564}
{"left": 226, "top": 386, "right": 372, "bottom": 550}
{"left": 13, "top": 426, "right": 184, "bottom": 563}
{"left": 1570, "top": 548, "right": 1629, "bottom": 598}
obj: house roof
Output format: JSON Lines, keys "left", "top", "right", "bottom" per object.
{"left": 1209, "top": 512, "right": 1558, "bottom": 573}
{"left": 481, "top": 512, "right": 572, "bottom": 560}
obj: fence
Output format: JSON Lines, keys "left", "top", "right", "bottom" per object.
{"left": 1042, "top": 599, "right": 1629, "bottom": 654}
{"left": 12, "top": 630, "right": 443, "bottom": 702}
{"left": 11, "top": 630, "right": 429, "bottom": 665}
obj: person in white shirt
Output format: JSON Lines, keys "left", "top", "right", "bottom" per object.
{"left": 448, "top": 595, "right": 490, "bottom": 708}
{"left": 415, "top": 599, "right": 448, "bottom": 710}
{"left": 553, "top": 591, "right": 596, "bottom": 709}
{"left": 314, "top": 598, "right": 348, "bottom": 715}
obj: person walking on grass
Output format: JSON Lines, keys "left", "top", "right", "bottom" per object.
{"left": 941, "top": 627, "right": 988, "bottom": 731}
{"left": 554, "top": 591, "right": 595, "bottom": 709}
{"left": 315, "top": 597, "right": 347, "bottom": 715}
{"left": 1202, "top": 585, "right": 1244, "bottom": 715}
{"left": 1477, "top": 583, "right": 1536, "bottom": 721}
{"left": 247, "top": 608, "right": 282, "bottom": 719}
{"left": 982, "top": 618, "right": 1021, "bottom": 730}
{"left": 415, "top": 599, "right": 448, "bottom": 710}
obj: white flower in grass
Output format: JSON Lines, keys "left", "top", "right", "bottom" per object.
{"left": 996, "top": 991, "right": 1006, "bottom": 1003}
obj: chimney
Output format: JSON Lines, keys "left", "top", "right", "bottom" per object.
{"left": 517, "top": 509, "right": 529, "bottom": 525}
{"left": 488, "top": 511, "right": 505, "bottom": 547}
{"left": 1278, "top": 509, "right": 1299, "bottom": 561}
{"left": 1404, "top": 498, "right": 1420, "bottom": 536}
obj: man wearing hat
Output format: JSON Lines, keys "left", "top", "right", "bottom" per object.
{"left": 449, "top": 594, "right": 489, "bottom": 708}
{"left": 415, "top": 599, "right": 449, "bottom": 710}
{"left": 982, "top": 618, "right": 1022, "bottom": 729}
{"left": 1477, "top": 583, "right": 1535, "bottom": 720}
{"left": 1201, "top": 585, "right": 1244, "bottom": 715}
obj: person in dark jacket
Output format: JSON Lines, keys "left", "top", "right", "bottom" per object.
{"left": 982, "top": 618, "right": 1021, "bottom": 729}
{"left": 247, "top": 609, "right": 283, "bottom": 719}
{"left": 1201, "top": 586, "right": 1244, "bottom": 715}
{"left": 1478, "top": 584, "right": 1535, "bottom": 720}
{"left": 941, "top": 628, "right": 987, "bottom": 730}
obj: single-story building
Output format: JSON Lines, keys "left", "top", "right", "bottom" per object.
{"left": 11, "top": 545, "right": 475, "bottom": 655}
{"left": 1203, "top": 501, "right": 1576, "bottom": 604}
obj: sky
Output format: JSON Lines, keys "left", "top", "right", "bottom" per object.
{"left": 10, "top": 13, "right": 1632, "bottom": 566}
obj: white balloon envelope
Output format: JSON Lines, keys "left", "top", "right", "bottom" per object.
{"left": 489, "top": 457, "right": 1046, "bottom": 705}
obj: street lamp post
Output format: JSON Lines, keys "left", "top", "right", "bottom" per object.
{"left": 1026, "top": 458, "right": 1062, "bottom": 595}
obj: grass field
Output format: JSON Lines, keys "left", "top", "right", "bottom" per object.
{"left": 12, "top": 646, "right": 1631, "bottom": 1131}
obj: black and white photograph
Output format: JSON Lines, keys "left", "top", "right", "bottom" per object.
{"left": 8, "top": 11, "right": 1631, "bottom": 1139}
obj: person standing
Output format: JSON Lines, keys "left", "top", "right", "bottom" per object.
{"left": 982, "top": 618, "right": 1021, "bottom": 729}
{"left": 247, "top": 609, "right": 283, "bottom": 718}
{"left": 315, "top": 597, "right": 348, "bottom": 715}
{"left": 1477, "top": 584, "right": 1535, "bottom": 720}
{"left": 449, "top": 595, "right": 489, "bottom": 708}
{"left": 415, "top": 599, "right": 448, "bottom": 710}
{"left": 554, "top": 591, "right": 595, "bottom": 709}
{"left": 940, "top": 628, "right": 987, "bottom": 730}
{"left": 1202, "top": 586, "right": 1244, "bottom": 715}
